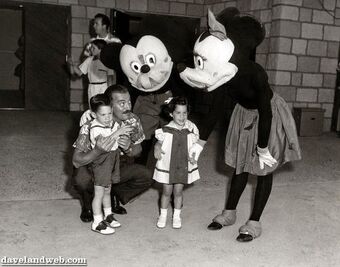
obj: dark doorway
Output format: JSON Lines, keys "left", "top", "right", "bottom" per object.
{"left": 111, "top": 9, "right": 200, "bottom": 65}
{"left": 0, "top": 6, "right": 24, "bottom": 109}
{"left": 0, "top": 1, "right": 71, "bottom": 111}
{"left": 110, "top": 9, "right": 200, "bottom": 107}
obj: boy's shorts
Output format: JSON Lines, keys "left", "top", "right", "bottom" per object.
{"left": 90, "top": 150, "right": 120, "bottom": 187}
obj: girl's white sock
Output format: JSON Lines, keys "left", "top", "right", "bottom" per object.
{"left": 160, "top": 208, "right": 168, "bottom": 217}
{"left": 104, "top": 207, "right": 112, "bottom": 218}
{"left": 173, "top": 208, "right": 181, "bottom": 218}
{"left": 93, "top": 214, "right": 103, "bottom": 224}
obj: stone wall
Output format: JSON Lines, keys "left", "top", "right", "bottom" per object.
{"left": 10, "top": 0, "right": 340, "bottom": 131}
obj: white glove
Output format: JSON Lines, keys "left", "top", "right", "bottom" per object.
{"left": 257, "top": 146, "right": 277, "bottom": 169}
{"left": 79, "top": 109, "right": 93, "bottom": 126}
{"left": 189, "top": 143, "right": 204, "bottom": 163}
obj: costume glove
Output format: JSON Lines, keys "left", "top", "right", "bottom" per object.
{"left": 79, "top": 109, "right": 93, "bottom": 127}
{"left": 189, "top": 143, "right": 204, "bottom": 163}
{"left": 257, "top": 146, "right": 277, "bottom": 169}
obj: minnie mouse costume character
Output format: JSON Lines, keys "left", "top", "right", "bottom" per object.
{"left": 179, "top": 8, "right": 301, "bottom": 242}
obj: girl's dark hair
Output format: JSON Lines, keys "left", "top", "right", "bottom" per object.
{"left": 91, "top": 39, "right": 107, "bottom": 51}
{"left": 90, "top": 93, "right": 111, "bottom": 112}
{"left": 162, "top": 96, "right": 190, "bottom": 119}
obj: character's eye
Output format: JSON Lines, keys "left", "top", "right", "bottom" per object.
{"left": 195, "top": 55, "right": 204, "bottom": 70}
{"left": 145, "top": 54, "right": 156, "bottom": 67}
{"left": 130, "top": 62, "right": 141, "bottom": 74}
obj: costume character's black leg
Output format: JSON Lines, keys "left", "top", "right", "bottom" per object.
{"left": 237, "top": 173, "right": 273, "bottom": 242}
{"left": 208, "top": 171, "right": 249, "bottom": 230}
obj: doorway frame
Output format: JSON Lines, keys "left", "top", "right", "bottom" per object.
{"left": 0, "top": 0, "right": 71, "bottom": 111}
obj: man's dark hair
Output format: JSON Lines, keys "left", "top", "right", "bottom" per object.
{"left": 91, "top": 39, "right": 107, "bottom": 51}
{"left": 95, "top": 13, "right": 110, "bottom": 30}
{"left": 90, "top": 93, "right": 111, "bottom": 112}
{"left": 104, "top": 84, "right": 129, "bottom": 102}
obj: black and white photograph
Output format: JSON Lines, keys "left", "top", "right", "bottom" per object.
{"left": 0, "top": 0, "right": 339, "bottom": 266}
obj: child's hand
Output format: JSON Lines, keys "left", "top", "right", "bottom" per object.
{"left": 113, "top": 125, "right": 134, "bottom": 138}
{"left": 188, "top": 143, "right": 204, "bottom": 163}
{"left": 188, "top": 153, "right": 197, "bottom": 165}
{"left": 154, "top": 142, "right": 164, "bottom": 160}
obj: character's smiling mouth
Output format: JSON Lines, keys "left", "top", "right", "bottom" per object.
{"left": 187, "top": 77, "right": 207, "bottom": 89}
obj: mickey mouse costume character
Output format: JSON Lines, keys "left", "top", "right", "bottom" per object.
{"left": 119, "top": 35, "right": 174, "bottom": 164}
{"left": 179, "top": 8, "right": 302, "bottom": 242}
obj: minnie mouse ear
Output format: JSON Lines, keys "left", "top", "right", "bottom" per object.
{"left": 216, "top": 7, "right": 265, "bottom": 51}
{"left": 100, "top": 42, "right": 123, "bottom": 69}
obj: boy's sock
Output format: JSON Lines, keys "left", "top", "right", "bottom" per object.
{"left": 93, "top": 214, "right": 103, "bottom": 225}
{"left": 104, "top": 207, "right": 112, "bottom": 218}
{"left": 173, "top": 209, "right": 181, "bottom": 218}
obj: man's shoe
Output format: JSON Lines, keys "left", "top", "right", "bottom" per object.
{"left": 112, "top": 195, "right": 127, "bottom": 215}
{"left": 112, "top": 205, "right": 127, "bottom": 215}
{"left": 80, "top": 209, "right": 93, "bottom": 223}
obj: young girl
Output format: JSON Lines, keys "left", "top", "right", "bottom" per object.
{"left": 153, "top": 96, "right": 200, "bottom": 229}
{"left": 67, "top": 39, "right": 114, "bottom": 105}
{"left": 88, "top": 94, "right": 133, "bottom": 235}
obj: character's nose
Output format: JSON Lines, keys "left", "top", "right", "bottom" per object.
{"left": 141, "top": 64, "right": 150, "bottom": 73}
{"left": 177, "top": 63, "right": 186, "bottom": 73}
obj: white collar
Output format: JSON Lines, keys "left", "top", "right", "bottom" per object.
{"left": 166, "top": 120, "right": 191, "bottom": 130}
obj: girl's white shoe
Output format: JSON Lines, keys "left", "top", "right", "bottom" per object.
{"left": 156, "top": 215, "right": 167, "bottom": 228}
{"left": 172, "top": 217, "right": 181, "bottom": 229}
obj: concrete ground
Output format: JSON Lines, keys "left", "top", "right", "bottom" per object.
{"left": 0, "top": 111, "right": 339, "bottom": 267}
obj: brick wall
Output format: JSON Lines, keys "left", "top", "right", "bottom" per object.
{"left": 12, "top": 0, "right": 340, "bottom": 131}
{"left": 268, "top": 0, "right": 339, "bottom": 131}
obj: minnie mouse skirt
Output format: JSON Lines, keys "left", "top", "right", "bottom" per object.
{"left": 224, "top": 93, "right": 302, "bottom": 176}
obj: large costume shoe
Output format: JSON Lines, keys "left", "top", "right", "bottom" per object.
{"left": 207, "top": 209, "right": 236, "bottom": 230}
{"left": 80, "top": 209, "right": 93, "bottom": 223}
{"left": 237, "top": 220, "right": 262, "bottom": 242}
{"left": 112, "top": 195, "right": 127, "bottom": 215}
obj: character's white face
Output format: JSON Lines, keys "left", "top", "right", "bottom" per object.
{"left": 179, "top": 34, "right": 238, "bottom": 92}
{"left": 119, "top": 35, "right": 173, "bottom": 92}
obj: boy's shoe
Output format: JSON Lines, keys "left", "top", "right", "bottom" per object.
{"left": 172, "top": 217, "right": 182, "bottom": 229}
{"left": 91, "top": 221, "right": 115, "bottom": 235}
{"left": 156, "top": 215, "right": 167, "bottom": 228}
{"left": 105, "top": 214, "right": 121, "bottom": 228}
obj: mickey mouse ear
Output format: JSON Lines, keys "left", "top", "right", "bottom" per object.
{"left": 100, "top": 42, "right": 123, "bottom": 69}
{"left": 207, "top": 9, "right": 227, "bottom": 41}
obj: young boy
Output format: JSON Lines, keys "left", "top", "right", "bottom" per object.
{"left": 88, "top": 94, "right": 133, "bottom": 234}
{"left": 68, "top": 39, "right": 114, "bottom": 105}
